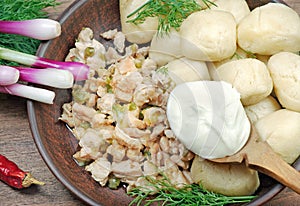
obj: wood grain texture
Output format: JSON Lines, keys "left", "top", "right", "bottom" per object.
{"left": 0, "top": 0, "right": 299, "bottom": 205}
{"left": 0, "top": 96, "right": 84, "bottom": 206}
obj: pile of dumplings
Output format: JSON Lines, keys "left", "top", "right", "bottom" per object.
{"left": 120, "top": 0, "right": 300, "bottom": 196}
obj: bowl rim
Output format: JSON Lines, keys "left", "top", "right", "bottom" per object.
{"left": 27, "top": 1, "right": 104, "bottom": 205}
{"left": 27, "top": 102, "right": 102, "bottom": 206}
{"left": 26, "top": 0, "right": 298, "bottom": 205}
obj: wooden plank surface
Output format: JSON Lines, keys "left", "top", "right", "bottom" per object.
{"left": 0, "top": 0, "right": 299, "bottom": 205}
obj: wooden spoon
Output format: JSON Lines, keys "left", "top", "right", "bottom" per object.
{"left": 211, "top": 125, "right": 300, "bottom": 195}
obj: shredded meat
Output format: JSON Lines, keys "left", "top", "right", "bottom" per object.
{"left": 106, "top": 141, "right": 126, "bottom": 162}
{"left": 85, "top": 157, "right": 111, "bottom": 186}
{"left": 60, "top": 28, "right": 197, "bottom": 193}
{"left": 112, "top": 159, "right": 143, "bottom": 177}
{"left": 114, "top": 126, "right": 144, "bottom": 150}
{"left": 72, "top": 103, "right": 97, "bottom": 122}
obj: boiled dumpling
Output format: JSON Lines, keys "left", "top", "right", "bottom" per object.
{"left": 238, "top": 3, "right": 300, "bottom": 55}
{"left": 164, "top": 57, "right": 210, "bottom": 85}
{"left": 244, "top": 96, "right": 281, "bottom": 123}
{"left": 149, "top": 29, "right": 183, "bottom": 67}
{"left": 207, "top": 47, "right": 252, "bottom": 72}
{"left": 255, "top": 109, "right": 300, "bottom": 164}
{"left": 180, "top": 10, "right": 236, "bottom": 62}
{"left": 212, "top": 0, "right": 250, "bottom": 23}
{"left": 191, "top": 156, "right": 260, "bottom": 196}
{"left": 212, "top": 58, "right": 273, "bottom": 106}
{"left": 120, "top": 0, "right": 158, "bottom": 44}
{"left": 267, "top": 52, "right": 300, "bottom": 112}
{"left": 196, "top": 0, "right": 217, "bottom": 9}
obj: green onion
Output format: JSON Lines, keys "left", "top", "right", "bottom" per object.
{"left": 16, "top": 67, "right": 74, "bottom": 89}
{"left": 108, "top": 176, "right": 121, "bottom": 189}
{"left": 0, "top": 83, "right": 55, "bottom": 104}
{"left": 0, "top": 47, "right": 90, "bottom": 81}
{"left": 0, "top": 19, "right": 61, "bottom": 40}
{"left": 0, "top": 66, "right": 19, "bottom": 85}
{"left": 0, "top": 0, "right": 59, "bottom": 65}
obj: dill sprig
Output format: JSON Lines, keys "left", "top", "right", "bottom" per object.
{"left": 128, "top": 174, "right": 257, "bottom": 206}
{"left": 156, "top": 66, "right": 169, "bottom": 75}
{"left": 231, "top": 49, "right": 257, "bottom": 60}
{"left": 0, "top": 0, "right": 59, "bottom": 65}
{"left": 127, "top": 0, "right": 216, "bottom": 34}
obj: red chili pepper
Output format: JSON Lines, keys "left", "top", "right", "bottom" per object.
{"left": 0, "top": 154, "right": 44, "bottom": 189}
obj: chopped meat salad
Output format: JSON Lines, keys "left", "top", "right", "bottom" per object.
{"left": 60, "top": 28, "right": 195, "bottom": 191}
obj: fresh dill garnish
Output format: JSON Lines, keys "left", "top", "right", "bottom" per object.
{"left": 231, "top": 48, "right": 257, "bottom": 60}
{"left": 127, "top": 0, "right": 216, "bottom": 34}
{"left": 230, "top": 52, "right": 243, "bottom": 60}
{"left": 128, "top": 174, "right": 257, "bottom": 206}
{"left": 244, "top": 49, "right": 257, "bottom": 59}
{"left": 0, "top": 0, "right": 59, "bottom": 65}
{"left": 156, "top": 66, "right": 169, "bottom": 75}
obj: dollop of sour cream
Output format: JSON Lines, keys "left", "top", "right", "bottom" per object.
{"left": 166, "top": 81, "right": 250, "bottom": 159}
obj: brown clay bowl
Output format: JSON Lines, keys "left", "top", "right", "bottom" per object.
{"left": 27, "top": 0, "right": 300, "bottom": 205}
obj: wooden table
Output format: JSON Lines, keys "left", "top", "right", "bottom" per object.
{"left": 0, "top": 0, "right": 299, "bottom": 205}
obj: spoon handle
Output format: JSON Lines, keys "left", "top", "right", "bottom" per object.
{"left": 246, "top": 140, "right": 300, "bottom": 195}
